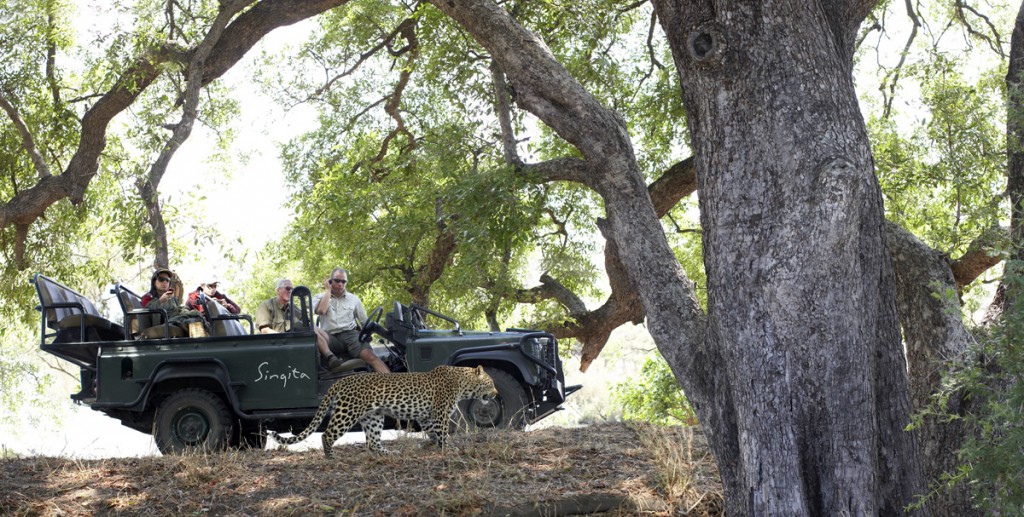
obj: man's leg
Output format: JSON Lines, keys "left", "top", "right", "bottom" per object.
{"left": 341, "top": 330, "right": 390, "bottom": 373}
{"left": 358, "top": 348, "right": 391, "bottom": 374}
{"left": 314, "top": 326, "right": 345, "bottom": 370}
{"left": 312, "top": 326, "right": 333, "bottom": 358}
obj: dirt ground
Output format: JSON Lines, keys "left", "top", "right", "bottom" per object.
{"left": 0, "top": 422, "right": 723, "bottom": 516}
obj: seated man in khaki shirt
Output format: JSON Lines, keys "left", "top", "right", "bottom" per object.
{"left": 255, "top": 278, "right": 345, "bottom": 371}
{"left": 313, "top": 268, "right": 390, "bottom": 373}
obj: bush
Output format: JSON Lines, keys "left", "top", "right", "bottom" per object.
{"left": 920, "top": 271, "right": 1024, "bottom": 514}
{"left": 612, "top": 354, "right": 696, "bottom": 426}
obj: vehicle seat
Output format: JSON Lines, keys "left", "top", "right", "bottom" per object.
{"left": 112, "top": 283, "right": 172, "bottom": 339}
{"left": 205, "top": 299, "right": 252, "bottom": 336}
{"left": 33, "top": 274, "right": 124, "bottom": 343}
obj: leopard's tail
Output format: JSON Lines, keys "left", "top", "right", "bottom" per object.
{"left": 267, "top": 390, "right": 336, "bottom": 445}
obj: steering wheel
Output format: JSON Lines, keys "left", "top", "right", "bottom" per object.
{"left": 358, "top": 306, "right": 384, "bottom": 343}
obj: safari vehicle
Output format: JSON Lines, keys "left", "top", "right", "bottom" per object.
{"left": 32, "top": 273, "right": 580, "bottom": 454}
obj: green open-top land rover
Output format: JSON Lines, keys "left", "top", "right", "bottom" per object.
{"left": 32, "top": 273, "right": 579, "bottom": 454}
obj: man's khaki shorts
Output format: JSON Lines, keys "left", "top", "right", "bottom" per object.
{"left": 326, "top": 329, "right": 369, "bottom": 359}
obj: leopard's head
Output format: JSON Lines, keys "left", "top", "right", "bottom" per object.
{"left": 467, "top": 365, "right": 497, "bottom": 400}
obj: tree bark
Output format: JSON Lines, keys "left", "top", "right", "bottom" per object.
{"left": 888, "top": 222, "right": 979, "bottom": 516}
{"left": 998, "top": 1, "right": 1024, "bottom": 315}
{"left": 651, "top": 0, "right": 924, "bottom": 513}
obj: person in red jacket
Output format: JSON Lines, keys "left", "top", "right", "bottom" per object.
{"left": 186, "top": 274, "right": 241, "bottom": 315}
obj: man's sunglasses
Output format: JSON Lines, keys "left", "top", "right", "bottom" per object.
{"left": 157, "top": 277, "right": 171, "bottom": 283}
{"left": 331, "top": 279, "right": 347, "bottom": 284}
{"left": 280, "top": 286, "right": 293, "bottom": 291}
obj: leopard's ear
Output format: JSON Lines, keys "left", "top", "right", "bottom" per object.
{"left": 475, "top": 365, "right": 485, "bottom": 376}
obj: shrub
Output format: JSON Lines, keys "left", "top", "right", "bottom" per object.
{"left": 613, "top": 354, "right": 696, "bottom": 426}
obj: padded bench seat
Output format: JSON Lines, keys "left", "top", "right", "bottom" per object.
{"left": 32, "top": 273, "right": 125, "bottom": 369}
{"left": 32, "top": 274, "right": 124, "bottom": 343}
{"left": 112, "top": 283, "right": 187, "bottom": 339}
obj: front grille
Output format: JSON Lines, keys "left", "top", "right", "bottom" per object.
{"left": 543, "top": 338, "right": 557, "bottom": 368}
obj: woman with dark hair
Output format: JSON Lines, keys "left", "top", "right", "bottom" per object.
{"left": 141, "top": 268, "right": 203, "bottom": 336}
{"left": 142, "top": 268, "right": 181, "bottom": 310}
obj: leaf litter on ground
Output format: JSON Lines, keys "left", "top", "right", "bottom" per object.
{"left": 0, "top": 421, "right": 722, "bottom": 516}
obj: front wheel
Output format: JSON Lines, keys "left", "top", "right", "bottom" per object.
{"left": 452, "top": 367, "right": 530, "bottom": 431}
{"left": 154, "top": 388, "right": 232, "bottom": 454}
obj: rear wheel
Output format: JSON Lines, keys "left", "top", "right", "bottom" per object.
{"left": 154, "top": 388, "right": 232, "bottom": 454}
{"left": 452, "top": 367, "right": 530, "bottom": 431}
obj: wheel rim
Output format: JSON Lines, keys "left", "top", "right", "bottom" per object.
{"left": 466, "top": 398, "right": 502, "bottom": 427}
{"left": 174, "top": 409, "right": 210, "bottom": 446}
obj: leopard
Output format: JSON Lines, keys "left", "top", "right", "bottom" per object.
{"left": 268, "top": 365, "right": 497, "bottom": 458}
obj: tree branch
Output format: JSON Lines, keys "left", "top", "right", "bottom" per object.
{"left": 490, "top": 59, "right": 521, "bottom": 165}
{"left": 515, "top": 273, "right": 589, "bottom": 317}
{"left": 306, "top": 17, "right": 418, "bottom": 102}
{"left": 138, "top": 0, "right": 255, "bottom": 267}
{"left": 0, "top": 92, "right": 53, "bottom": 180}
{"left": 45, "top": 11, "right": 61, "bottom": 107}
{"left": 200, "top": 0, "right": 355, "bottom": 87}
{"left": 949, "top": 226, "right": 1005, "bottom": 291}
{"left": 517, "top": 158, "right": 590, "bottom": 184}
{"left": 517, "top": 156, "right": 695, "bottom": 370}
{"left": 953, "top": 0, "right": 1006, "bottom": 59}
{"left": 0, "top": 52, "right": 165, "bottom": 233}
{"left": 409, "top": 204, "right": 458, "bottom": 307}
{"left": 880, "top": 0, "right": 922, "bottom": 119}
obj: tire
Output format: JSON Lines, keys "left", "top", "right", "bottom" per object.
{"left": 452, "top": 367, "right": 530, "bottom": 431}
{"left": 154, "top": 388, "right": 232, "bottom": 454}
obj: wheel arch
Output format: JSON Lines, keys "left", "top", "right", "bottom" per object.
{"left": 447, "top": 352, "right": 541, "bottom": 395}
{"left": 145, "top": 360, "right": 240, "bottom": 415}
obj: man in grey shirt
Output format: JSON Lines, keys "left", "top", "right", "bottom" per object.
{"left": 314, "top": 268, "right": 390, "bottom": 373}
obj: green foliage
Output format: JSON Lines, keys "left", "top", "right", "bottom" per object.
{"left": 254, "top": 0, "right": 688, "bottom": 330}
{"left": 913, "top": 268, "right": 1024, "bottom": 513}
{"left": 0, "top": 0, "right": 246, "bottom": 426}
{"left": 613, "top": 354, "right": 695, "bottom": 426}
{"left": 871, "top": 53, "right": 1006, "bottom": 258}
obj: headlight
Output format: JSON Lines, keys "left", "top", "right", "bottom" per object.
{"left": 527, "top": 338, "right": 542, "bottom": 359}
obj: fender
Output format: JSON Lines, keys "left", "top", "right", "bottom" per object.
{"left": 446, "top": 347, "right": 543, "bottom": 387}
{"left": 92, "top": 358, "right": 243, "bottom": 415}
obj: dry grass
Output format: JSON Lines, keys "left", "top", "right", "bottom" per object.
{"left": 0, "top": 422, "right": 722, "bottom": 516}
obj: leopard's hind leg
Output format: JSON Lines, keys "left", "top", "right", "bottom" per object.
{"left": 361, "top": 413, "right": 393, "bottom": 454}
{"left": 321, "top": 406, "right": 360, "bottom": 459}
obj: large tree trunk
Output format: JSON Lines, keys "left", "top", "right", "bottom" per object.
{"left": 651, "top": 0, "right": 925, "bottom": 514}
{"left": 999, "top": 1, "right": 1024, "bottom": 315}
{"left": 428, "top": 0, "right": 925, "bottom": 514}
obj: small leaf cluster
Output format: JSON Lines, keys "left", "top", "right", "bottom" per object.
{"left": 612, "top": 354, "right": 696, "bottom": 426}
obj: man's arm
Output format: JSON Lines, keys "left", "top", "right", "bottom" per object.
{"left": 219, "top": 294, "right": 241, "bottom": 314}
{"left": 314, "top": 278, "right": 331, "bottom": 315}
{"left": 354, "top": 299, "right": 368, "bottom": 327}
{"left": 253, "top": 300, "right": 273, "bottom": 333}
